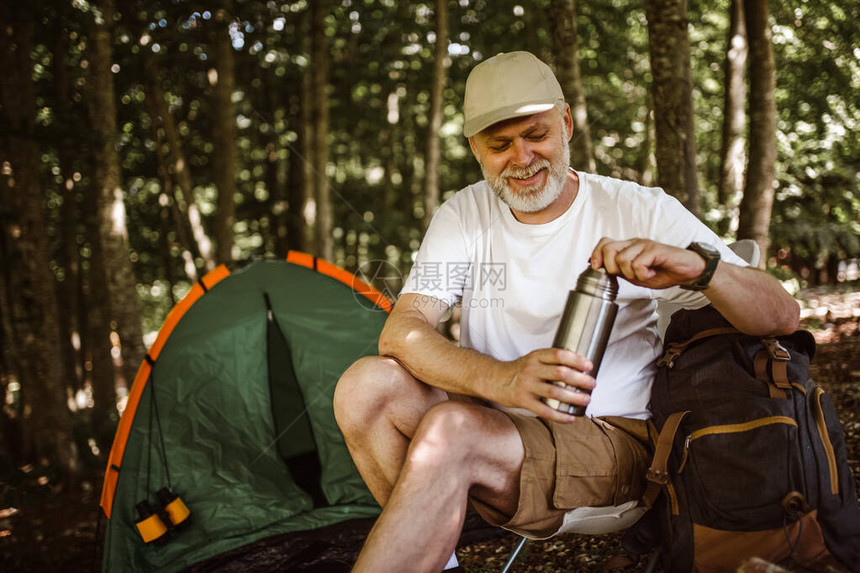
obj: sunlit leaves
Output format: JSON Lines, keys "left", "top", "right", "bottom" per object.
{"left": 21, "top": 0, "right": 859, "bottom": 326}
{"left": 768, "top": 0, "right": 859, "bottom": 280}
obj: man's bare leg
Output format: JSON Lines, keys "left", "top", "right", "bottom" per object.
{"left": 333, "top": 355, "right": 448, "bottom": 506}
{"left": 351, "top": 401, "right": 525, "bottom": 573}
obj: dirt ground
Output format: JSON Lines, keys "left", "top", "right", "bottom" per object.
{"left": 1, "top": 288, "right": 858, "bottom": 572}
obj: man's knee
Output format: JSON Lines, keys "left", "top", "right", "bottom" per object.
{"left": 407, "top": 402, "right": 487, "bottom": 468}
{"left": 333, "top": 355, "right": 412, "bottom": 432}
{"left": 406, "top": 402, "right": 524, "bottom": 487}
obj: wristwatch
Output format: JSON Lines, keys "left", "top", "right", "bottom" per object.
{"left": 680, "top": 242, "right": 721, "bottom": 291}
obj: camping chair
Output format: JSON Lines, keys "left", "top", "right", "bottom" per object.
{"left": 499, "top": 240, "right": 760, "bottom": 573}
{"left": 499, "top": 501, "right": 655, "bottom": 573}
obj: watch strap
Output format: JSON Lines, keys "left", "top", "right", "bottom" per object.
{"left": 680, "top": 242, "right": 720, "bottom": 291}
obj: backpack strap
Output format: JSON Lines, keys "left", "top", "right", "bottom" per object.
{"left": 642, "top": 411, "right": 690, "bottom": 510}
{"left": 658, "top": 327, "right": 793, "bottom": 399}
{"left": 656, "top": 327, "right": 739, "bottom": 368}
{"left": 761, "top": 338, "right": 792, "bottom": 388}
{"left": 754, "top": 338, "right": 792, "bottom": 399}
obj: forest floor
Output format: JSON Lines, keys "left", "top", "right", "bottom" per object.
{"left": 1, "top": 285, "right": 858, "bottom": 573}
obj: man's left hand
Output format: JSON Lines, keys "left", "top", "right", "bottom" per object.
{"left": 590, "top": 237, "right": 706, "bottom": 290}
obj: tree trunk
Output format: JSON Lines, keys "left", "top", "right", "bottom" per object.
{"left": 143, "top": 59, "right": 210, "bottom": 279}
{"left": 299, "top": 19, "right": 318, "bottom": 254}
{"left": 0, "top": 219, "right": 26, "bottom": 466}
{"left": 52, "top": 26, "right": 85, "bottom": 392}
{"left": 382, "top": 90, "right": 400, "bottom": 213}
{"left": 717, "top": 0, "right": 748, "bottom": 235}
{"left": 286, "top": 139, "right": 307, "bottom": 253}
{"left": 645, "top": 0, "right": 700, "bottom": 216}
{"left": 421, "top": 0, "right": 449, "bottom": 231}
{"left": 150, "top": 132, "right": 199, "bottom": 284}
{"left": 0, "top": 7, "right": 80, "bottom": 478}
{"left": 736, "top": 0, "right": 777, "bottom": 265}
{"left": 311, "top": 0, "right": 333, "bottom": 261}
{"left": 209, "top": 2, "right": 238, "bottom": 265}
{"left": 158, "top": 203, "right": 178, "bottom": 307}
{"left": 264, "top": 140, "right": 284, "bottom": 256}
{"left": 262, "top": 75, "right": 296, "bottom": 257}
{"left": 87, "top": 0, "right": 146, "bottom": 389}
{"left": 83, "top": 179, "right": 122, "bottom": 451}
{"left": 146, "top": 98, "right": 192, "bottom": 288}
{"left": 637, "top": 96, "right": 656, "bottom": 186}
{"left": 549, "top": 0, "right": 596, "bottom": 173}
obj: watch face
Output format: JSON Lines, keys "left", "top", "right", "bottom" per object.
{"left": 692, "top": 242, "right": 720, "bottom": 259}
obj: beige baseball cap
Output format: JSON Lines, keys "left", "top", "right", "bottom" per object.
{"left": 463, "top": 51, "right": 565, "bottom": 138}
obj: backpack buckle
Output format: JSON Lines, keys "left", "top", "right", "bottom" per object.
{"left": 763, "top": 339, "right": 790, "bottom": 361}
{"left": 646, "top": 468, "right": 670, "bottom": 485}
{"left": 657, "top": 345, "right": 682, "bottom": 369}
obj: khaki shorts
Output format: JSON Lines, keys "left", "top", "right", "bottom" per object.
{"left": 469, "top": 413, "right": 651, "bottom": 539}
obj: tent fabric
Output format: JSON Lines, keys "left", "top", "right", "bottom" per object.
{"left": 100, "top": 255, "right": 390, "bottom": 572}
{"left": 101, "top": 265, "right": 232, "bottom": 518}
{"left": 285, "top": 251, "right": 392, "bottom": 313}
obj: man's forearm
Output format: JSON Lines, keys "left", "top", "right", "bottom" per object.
{"left": 705, "top": 263, "right": 800, "bottom": 336}
{"left": 378, "top": 309, "right": 510, "bottom": 400}
{"left": 591, "top": 237, "right": 799, "bottom": 337}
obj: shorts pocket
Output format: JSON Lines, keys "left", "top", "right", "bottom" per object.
{"left": 550, "top": 418, "right": 647, "bottom": 509}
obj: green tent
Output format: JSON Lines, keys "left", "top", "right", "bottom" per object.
{"left": 99, "top": 254, "right": 392, "bottom": 572}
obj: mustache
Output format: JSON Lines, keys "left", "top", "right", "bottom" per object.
{"left": 502, "top": 159, "right": 550, "bottom": 180}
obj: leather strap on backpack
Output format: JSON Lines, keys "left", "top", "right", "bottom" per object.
{"left": 643, "top": 411, "right": 690, "bottom": 510}
{"left": 658, "top": 328, "right": 793, "bottom": 399}
{"left": 754, "top": 338, "right": 792, "bottom": 399}
{"left": 656, "top": 327, "right": 739, "bottom": 368}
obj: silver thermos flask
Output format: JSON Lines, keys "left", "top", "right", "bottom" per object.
{"left": 542, "top": 267, "right": 618, "bottom": 416}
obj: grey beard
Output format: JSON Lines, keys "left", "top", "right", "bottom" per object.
{"left": 483, "top": 137, "right": 571, "bottom": 214}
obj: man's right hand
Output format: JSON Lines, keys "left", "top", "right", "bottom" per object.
{"left": 498, "top": 348, "right": 596, "bottom": 423}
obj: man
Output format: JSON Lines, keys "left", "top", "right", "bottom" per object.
{"left": 334, "top": 51, "right": 799, "bottom": 573}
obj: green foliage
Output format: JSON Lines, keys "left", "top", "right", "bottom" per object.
{"left": 19, "top": 0, "right": 860, "bottom": 332}
{"left": 689, "top": 0, "right": 732, "bottom": 222}
{"left": 769, "top": 1, "right": 860, "bottom": 281}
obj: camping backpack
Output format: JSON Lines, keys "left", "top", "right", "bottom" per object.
{"left": 640, "top": 305, "right": 860, "bottom": 572}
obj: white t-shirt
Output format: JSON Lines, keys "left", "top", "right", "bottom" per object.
{"left": 401, "top": 171, "right": 747, "bottom": 419}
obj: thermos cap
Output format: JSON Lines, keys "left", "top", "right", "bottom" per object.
{"left": 575, "top": 267, "right": 618, "bottom": 301}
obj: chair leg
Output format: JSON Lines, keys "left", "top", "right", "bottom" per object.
{"left": 499, "top": 536, "right": 528, "bottom": 573}
{"left": 643, "top": 547, "right": 661, "bottom": 573}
